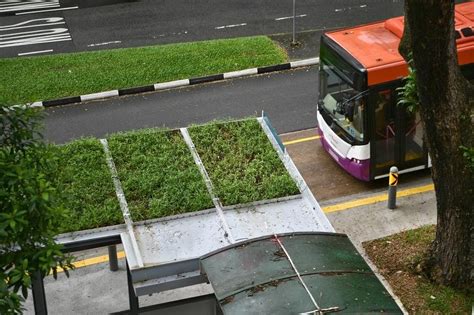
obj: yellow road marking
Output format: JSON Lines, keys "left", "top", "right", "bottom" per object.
{"left": 57, "top": 251, "right": 125, "bottom": 273}
{"left": 283, "top": 135, "right": 320, "bottom": 146}
{"left": 56, "top": 182, "right": 434, "bottom": 272}
{"left": 322, "top": 184, "right": 434, "bottom": 213}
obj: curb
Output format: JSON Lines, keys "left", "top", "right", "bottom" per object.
{"left": 29, "top": 57, "right": 319, "bottom": 108}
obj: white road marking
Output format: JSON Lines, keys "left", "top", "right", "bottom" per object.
{"left": 18, "top": 49, "right": 53, "bottom": 56}
{"left": 335, "top": 4, "right": 368, "bottom": 12}
{"left": 0, "top": 2, "right": 59, "bottom": 13}
{"left": 0, "top": 28, "right": 71, "bottom": 48}
{"left": 215, "top": 23, "right": 247, "bottom": 30}
{"left": 0, "top": 21, "right": 65, "bottom": 31}
{"left": 16, "top": 6, "right": 78, "bottom": 15}
{"left": 275, "top": 14, "right": 307, "bottom": 21}
{"left": 0, "top": 17, "right": 65, "bottom": 31}
{"left": 0, "top": 28, "right": 68, "bottom": 39}
{"left": 0, "top": 17, "right": 72, "bottom": 48}
{"left": 87, "top": 40, "right": 122, "bottom": 47}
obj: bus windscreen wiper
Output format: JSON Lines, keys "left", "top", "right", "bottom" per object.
{"left": 335, "top": 89, "right": 369, "bottom": 117}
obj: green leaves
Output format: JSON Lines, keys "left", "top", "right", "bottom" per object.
{"left": 0, "top": 106, "right": 73, "bottom": 314}
{"left": 397, "top": 64, "right": 420, "bottom": 114}
{"left": 459, "top": 145, "right": 474, "bottom": 170}
{"left": 189, "top": 119, "right": 299, "bottom": 205}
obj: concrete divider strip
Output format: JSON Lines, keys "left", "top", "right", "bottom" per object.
{"left": 189, "top": 74, "right": 224, "bottom": 85}
{"left": 81, "top": 90, "right": 119, "bottom": 102}
{"left": 257, "top": 63, "right": 291, "bottom": 74}
{"left": 223, "top": 68, "right": 258, "bottom": 79}
{"left": 43, "top": 96, "right": 81, "bottom": 107}
{"left": 154, "top": 79, "right": 190, "bottom": 90}
{"left": 290, "top": 57, "right": 319, "bottom": 68}
{"left": 118, "top": 85, "right": 155, "bottom": 96}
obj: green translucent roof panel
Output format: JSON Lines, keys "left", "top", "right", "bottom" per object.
{"left": 200, "top": 233, "right": 402, "bottom": 314}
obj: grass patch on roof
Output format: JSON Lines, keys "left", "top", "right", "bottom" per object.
{"left": 107, "top": 129, "right": 213, "bottom": 222}
{"left": 54, "top": 138, "right": 123, "bottom": 234}
{"left": 0, "top": 36, "right": 287, "bottom": 105}
{"left": 189, "top": 119, "right": 299, "bottom": 206}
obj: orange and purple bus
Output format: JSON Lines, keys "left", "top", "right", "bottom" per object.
{"left": 317, "top": 2, "right": 474, "bottom": 181}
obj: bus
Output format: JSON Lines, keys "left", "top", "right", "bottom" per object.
{"left": 317, "top": 2, "right": 474, "bottom": 181}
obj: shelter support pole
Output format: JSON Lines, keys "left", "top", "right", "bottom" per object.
{"left": 127, "top": 262, "right": 139, "bottom": 314}
{"left": 108, "top": 245, "right": 119, "bottom": 271}
{"left": 32, "top": 270, "right": 48, "bottom": 315}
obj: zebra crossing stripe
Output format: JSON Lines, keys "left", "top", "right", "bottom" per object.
{"left": 0, "top": 17, "right": 72, "bottom": 48}
{"left": 0, "top": 1, "right": 59, "bottom": 13}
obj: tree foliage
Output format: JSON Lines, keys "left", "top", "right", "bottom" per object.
{"left": 397, "top": 61, "right": 420, "bottom": 114}
{"left": 0, "top": 106, "right": 73, "bottom": 314}
{"left": 398, "top": 1, "right": 473, "bottom": 291}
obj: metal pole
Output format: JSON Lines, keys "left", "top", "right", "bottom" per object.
{"left": 127, "top": 262, "right": 139, "bottom": 314}
{"left": 292, "top": 0, "right": 296, "bottom": 45}
{"left": 32, "top": 270, "right": 47, "bottom": 315}
{"left": 108, "top": 245, "right": 118, "bottom": 272}
{"left": 388, "top": 166, "right": 398, "bottom": 209}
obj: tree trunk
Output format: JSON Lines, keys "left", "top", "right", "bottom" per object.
{"left": 400, "top": 0, "right": 473, "bottom": 291}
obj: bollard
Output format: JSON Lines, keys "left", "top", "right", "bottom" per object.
{"left": 388, "top": 166, "right": 398, "bottom": 209}
{"left": 108, "top": 245, "right": 119, "bottom": 272}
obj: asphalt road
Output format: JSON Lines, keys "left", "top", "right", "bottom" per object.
{"left": 44, "top": 67, "right": 318, "bottom": 143}
{"left": 0, "top": 0, "right": 404, "bottom": 57}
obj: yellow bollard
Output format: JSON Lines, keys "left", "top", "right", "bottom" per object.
{"left": 388, "top": 166, "right": 398, "bottom": 209}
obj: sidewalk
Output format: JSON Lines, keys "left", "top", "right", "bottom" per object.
{"left": 23, "top": 179, "right": 436, "bottom": 314}
{"left": 322, "top": 181, "right": 436, "bottom": 250}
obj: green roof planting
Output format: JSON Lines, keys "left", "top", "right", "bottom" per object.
{"left": 107, "top": 129, "right": 213, "bottom": 222}
{"left": 189, "top": 119, "right": 299, "bottom": 206}
{"left": 55, "top": 138, "right": 123, "bottom": 234}
{"left": 53, "top": 118, "right": 300, "bottom": 234}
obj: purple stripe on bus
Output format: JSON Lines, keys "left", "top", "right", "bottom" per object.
{"left": 318, "top": 129, "right": 370, "bottom": 181}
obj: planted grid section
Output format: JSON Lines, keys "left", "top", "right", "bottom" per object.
{"left": 189, "top": 119, "right": 299, "bottom": 206}
{"left": 107, "top": 129, "right": 213, "bottom": 221}
{"left": 55, "top": 139, "right": 123, "bottom": 234}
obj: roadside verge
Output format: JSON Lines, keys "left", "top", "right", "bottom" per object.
{"left": 29, "top": 58, "right": 318, "bottom": 108}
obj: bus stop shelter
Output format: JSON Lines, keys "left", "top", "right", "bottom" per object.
{"left": 201, "top": 232, "right": 403, "bottom": 314}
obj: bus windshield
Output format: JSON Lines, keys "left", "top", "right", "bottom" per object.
{"left": 319, "top": 64, "right": 365, "bottom": 142}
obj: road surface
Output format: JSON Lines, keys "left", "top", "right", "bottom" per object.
{"left": 0, "top": 0, "right": 404, "bottom": 57}
{"left": 44, "top": 67, "right": 319, "bottom": 143}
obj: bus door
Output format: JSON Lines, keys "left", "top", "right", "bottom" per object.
{"left": 370, "top": 89, "right": 426, "bottom": 178}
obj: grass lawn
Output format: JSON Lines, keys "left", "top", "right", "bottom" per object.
{"left": 363, "top": 225, "right": 473, "bottom": 314}
{"left": 107, "top": 129, "right": 213, "bottom": 222}
{"left": 189, "top": 119, "right": 299, "bottom": 206}
{"left": 0, "top": 36, "right": 287, "bottom": 105}
{"left": 54, "top": 139, "right": 123, "bottom": 234}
